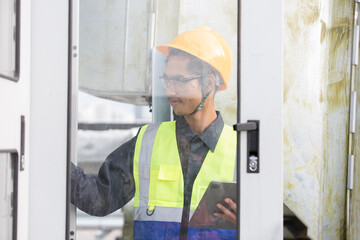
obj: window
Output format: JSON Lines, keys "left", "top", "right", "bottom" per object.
{"left": 75, "top": 92, "right": 151, "bottom": 240}
{"left": 70, "top": 1, "right": 238, "bottom": 239}
{"left": 0, "top": 0, "right": 20, "bottom": 81}
{"left": 0, "top": 152, "right": 18, "bottom": 240}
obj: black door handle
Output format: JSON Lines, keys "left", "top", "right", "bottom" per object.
{"left": 233, "top": 120, "right": 260, "bottom": 173}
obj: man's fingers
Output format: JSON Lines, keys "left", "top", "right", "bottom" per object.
{"left": 214, "top": 203, "right": 236, "bottom": 225}
{"left": 224, "top": 198, "right": 237, "bottom": 212}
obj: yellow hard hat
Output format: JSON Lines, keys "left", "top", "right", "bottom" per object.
{"left": 156, "top": 26, "right": 232, "bottom": 90}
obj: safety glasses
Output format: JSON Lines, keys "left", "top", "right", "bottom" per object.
{"left": 160, "top": 74, "right": 202, "bottom": 89}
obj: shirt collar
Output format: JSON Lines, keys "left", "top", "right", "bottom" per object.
{"left": 176, "top": 111, "right": 224, "bottom": 152}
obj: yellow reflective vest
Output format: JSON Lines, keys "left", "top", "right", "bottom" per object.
{"left": 132, "top": 121, "right": 236, "bottom": 239}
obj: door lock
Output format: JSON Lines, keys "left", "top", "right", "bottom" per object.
{"left": 249, "top": 155, "right": 258, "bottom": 172}
{"left": 233, "top": 120, "right": 260, "bottom": 173}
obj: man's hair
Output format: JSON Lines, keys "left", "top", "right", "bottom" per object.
{"left": 165, "top": 48, "right": 224, "bottom": 92}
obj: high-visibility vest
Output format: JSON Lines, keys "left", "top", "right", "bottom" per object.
{"left": 133, "top": 121, "right": 237, "bottom": 239}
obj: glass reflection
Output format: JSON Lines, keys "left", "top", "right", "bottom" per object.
{"left": 0, "top": 0, "right": 18, "bottom": 80}
{"left": 71, "top": 1, "right": 238, "bottom": 239}
{"left": 0, "top": 153, "right": 16, "bottom": 240}
{"left": 75, "top": 92, "right": 151, "bottom": 239}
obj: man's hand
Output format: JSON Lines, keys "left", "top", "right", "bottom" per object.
{"left": 213, "top": 198, "right": 236, "bottom": 225}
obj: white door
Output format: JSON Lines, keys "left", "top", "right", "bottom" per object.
{"left": 1, "top": 0, "right": 70, "bottom": 239}
{"left": 69, "top": 0, "right": 283, "bottom": 239}
{"left": 239, "top": 0, "right": 283, "bottom": 239}
{"left": 29, "top": 0, "right": 70, "bottom": 239}
{"left": 0, "top": 0, "right": 30, "bottom": 239}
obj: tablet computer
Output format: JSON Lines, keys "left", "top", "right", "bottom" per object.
{"left": 189, "top": 181, "right": 237, "bottom": 230}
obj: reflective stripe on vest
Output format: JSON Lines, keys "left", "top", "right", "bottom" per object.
{"left": 133, "top": 121, "right": 236, "bottom": 223}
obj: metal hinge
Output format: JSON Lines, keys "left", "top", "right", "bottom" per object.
{"left": 348, "top": 155, "right": 355, "bottom": 190}
{"left": 349, "top": 92, "right": 357, "bottom": 133}
{"left": 20, "top": 115, "right": 25, "bottom": 171}
{"left": 353, "top": 25, "right": 359, "bottom": 65}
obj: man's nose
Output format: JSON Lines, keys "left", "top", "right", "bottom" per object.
{"left": 165, "top": 84, "right": 177, "bottom": 96}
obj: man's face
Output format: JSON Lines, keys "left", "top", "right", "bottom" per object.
{"left": 163, "top": 56, "right": 202, "bottom": 116}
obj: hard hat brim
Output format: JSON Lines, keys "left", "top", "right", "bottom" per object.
{"left": 156, "top": 26, "right": 232, "bottom": 91}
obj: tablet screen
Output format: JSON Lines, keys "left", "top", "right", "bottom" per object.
{"left": 189, "top": 181, "right": 236, "bottom": 229}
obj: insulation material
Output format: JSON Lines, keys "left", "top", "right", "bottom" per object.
{"left": 284, "top": 1, "right": 353, "bottom": 239}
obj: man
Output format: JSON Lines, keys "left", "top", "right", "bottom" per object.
{"left": 71, "top": 26, "right": 237, "bottom": 239}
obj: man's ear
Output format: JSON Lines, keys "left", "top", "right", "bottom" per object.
{"left": 206, "top": 74, "right": 216, "bottom": 92}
